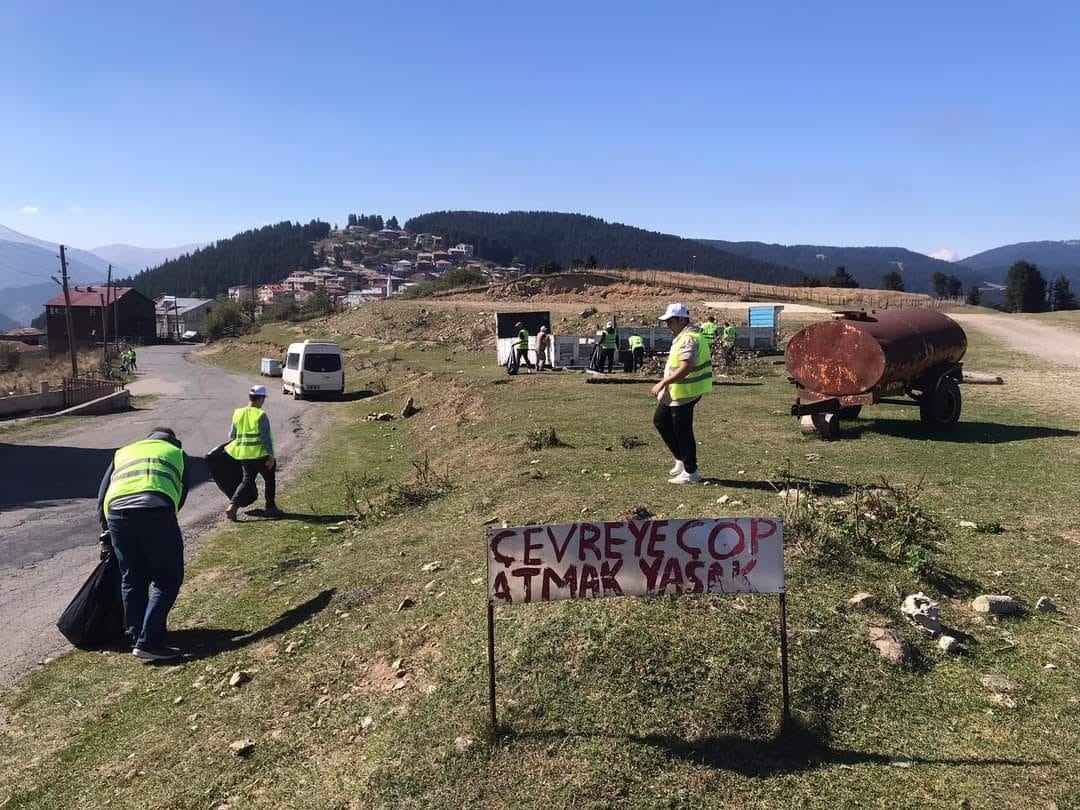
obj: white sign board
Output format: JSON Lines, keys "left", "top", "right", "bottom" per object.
{"left": 487, "top": 517, "right": 783, "bottom": 605}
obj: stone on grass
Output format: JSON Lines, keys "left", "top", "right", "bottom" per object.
{"left": 990, "top": 693, "right": 1018, "bottom": 710}
{"left": 937, "top": 635, "right": 960, "bottom": 654}
{"left": 401, "top": 397, "right": 419, "bottom": 418}
{"left": 848, "top": 592, "right": 876, "bottom": 610}
{"left": 360, "top": 716, "right": 375, "bottom": 731}
{"left": 397, "top": 598, "right": 415, "bottom": 611}
{"left": 284, "top": 642, "right": 302, "bottom": 654}
{"left": 421, "top": 561, "right": 443, "bottom": 573}
{"left": 1035, "top": 596, "right": 1057, "bottom": 612}
{"left": 229, "top": 739, "right": 256, "bottom": 757}
{"left": 454, "top": 735, "right": 475, "bottom": 753}
{"left": 979, "top": 674, "right": 1020, "bottom": 694}
{"left": 901, "top": 592, "right": 942, "bottom": 635}
{"left": 972, "top": 594, "right": 1021, "bottom": 615}
{"left": 868, "top": 627, "right": 910, "bottom": 665}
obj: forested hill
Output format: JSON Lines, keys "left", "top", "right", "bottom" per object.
{"left": 127, "top": 220, "right": 330, "bottom": 298}
{"left": 698, "top": 240, "right": 984, "bottom": 293}
{"left": 961, "top": 240, "right": 1080, "bottom": 285}
{"left": 405, "top": 211, "right": 803, "bottom": 284}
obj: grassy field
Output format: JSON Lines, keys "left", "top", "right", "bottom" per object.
{"left": 2, "top": 305, "right": 1078, "bottom": 809}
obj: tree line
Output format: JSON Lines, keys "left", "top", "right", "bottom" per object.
{"left": 126, "top": 220, "right": 331, "bottom": 299}
{"left": 404, "top": 211, "right": 804, "bottom": 284}
{"left": 346, "top": 213, "right": 400, "bottom": 230}
{"left": 1001, "top": 261, "right": 1076, "bottom": 312}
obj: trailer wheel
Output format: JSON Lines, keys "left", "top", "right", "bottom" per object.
{"left": 810, "top": 412, "right": 841, "bottom": 440}
{"left": 920, "top": 377, "right": 961, "bottom": 429}
{"left": 839, "top": 405, "right": 862, "bottom": 419}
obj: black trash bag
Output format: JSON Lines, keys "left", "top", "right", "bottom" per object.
{"left": 205, "top": 443, "right": 256, "bottom": 506}
{"left": 505, "top": 349, "right": 519, "bottom": 376}
{"left": 56, "top": 552, "right": 126, "bottom": 649}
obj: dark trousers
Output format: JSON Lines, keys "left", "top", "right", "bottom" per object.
{"left": 601, "top": 347, "right": 615, "bottom": 373}
{"left": 653, "top": 399, "right": 699, "bottom": 474}
{"left": 233, "top": 459, "right": 277, "bottom": 508}
{"left": 107, "top": 508, "right": 184, "bottom": 650}
{"left": 632, "top": 347, "right": 644, "bottom": 370}
{"left": 515, "top": 347, "right": 534, "bottom": 369}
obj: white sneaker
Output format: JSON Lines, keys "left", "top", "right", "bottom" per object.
{"left": 668, "top": 471, "right": 702, "bottom": 484}
{"left": 668, "top": 460, "right": 685, "bottom": 476}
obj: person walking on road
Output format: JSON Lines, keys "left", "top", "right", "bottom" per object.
{"left": 224, "top": 384, "right": 282, "bottom": 520}
{"left": 97, "top": 427, "right": 191, "bottom": 662}
{"left": 628, "top": 333, "right": 645, "bottom": 371}
{"left": 128, "top": 347, "right": 138, "bottom": 372}
{"left": 600, "top": 321, "right": 618, "bottom": 373}
{"left": 650, "top": 303, "right": 713, "bottom": 484}
{"left": 536, "top": 325, "right": 551, "bottom": 371}
{"left": 514, "top": 322, "right": 534, "bottom": 371}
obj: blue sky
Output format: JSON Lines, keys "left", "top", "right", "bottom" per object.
{"left": 2, "top": 0, "right": 1078, "bottom": 258}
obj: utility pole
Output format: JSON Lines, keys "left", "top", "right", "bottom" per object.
{"left": 99, "top": 293, "right": 109, "bottom": 371}
{"left": 104, "top": 265, "right": 112, "bottom": 359}
{"left": 57, "top": 245, "right": 78, "bottom": 378}
{"left": 109, "top": 265, "right": 119, "bottom": 345}
{"left": 250, "top": 267, "right": 257, "bottom": 323}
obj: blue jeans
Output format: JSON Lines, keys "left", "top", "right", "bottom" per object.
{"left": 107, "top": 508, "right": 184, "bottom": 650}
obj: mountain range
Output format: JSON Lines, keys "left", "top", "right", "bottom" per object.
{"left": 960, "top": 240, "right": 1080, "bottom": 283}
{"left": 0, "top": 225, "right": 204, "bottom": 326}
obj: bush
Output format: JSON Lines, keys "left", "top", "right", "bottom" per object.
{"left": 0, "top": 342, "right": 20, "bottom": 372}
{"left": 202, "top": 301, "right": 249, "bottom": 340}
{"left": 401, "top": 267, "right": 488, "bottom": 299}
{"left": 525, "top": 427, "right": 563, "bottom": 450}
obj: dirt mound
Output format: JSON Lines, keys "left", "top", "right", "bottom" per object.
{"left": 325, "top": 302, "right": 494, "bottom": 350}
{"left": 446, "top": 272, "right": 686, "bottom": 303}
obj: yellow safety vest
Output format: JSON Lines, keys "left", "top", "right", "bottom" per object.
{"left": 667, "top": 329, "right": 713, "bottom": 401}
{"left": 103, "top": 439, "right": 184, "bottom": 513}
{"left": 700, "top": 322, "right": 718, "bottom": 339}
{"left": 602, "top": 329, "right": 618, "bottom": 349}
{"left": 628, "top": 335, "right": 645, "bottom": 350}
{"left": 517, "top": 329, "right": 529, "bottom": 350}
{"left": 723, "top": 325, "right": 737, "bottom": 344}
{"left": 226, "top": 406, "right": 269, "bottom": 460}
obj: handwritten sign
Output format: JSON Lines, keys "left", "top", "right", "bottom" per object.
{"left": 486, "top": 518, "right": 783, "bottom": 605}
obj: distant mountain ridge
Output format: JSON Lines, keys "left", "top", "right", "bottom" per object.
{"left": 961, "top": 240, "right": 1080, "bottom": 284}
{"left": 405, "top": 211, "right": 803, "bottom": 284}
{"left": 91, "top": 242, "right": 205, "bottom": 273}
{"left": 698, "top": 239, "right": 984, "bottom": 294}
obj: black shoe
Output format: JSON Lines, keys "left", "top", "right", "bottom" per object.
{"left": 132, "top": 645, "right": 182, "bottom": 663}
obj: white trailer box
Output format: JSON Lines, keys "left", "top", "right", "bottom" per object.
{"left": 260, "top": 357, "right": 283, "bottom": 377}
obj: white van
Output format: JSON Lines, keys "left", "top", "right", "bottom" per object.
{"left": 282, "top": 340, "right": 345, "bottom": 399}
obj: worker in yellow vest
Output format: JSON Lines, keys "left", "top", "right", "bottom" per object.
{"left": 628, "top": 333, "right": 645, "bottom": 370}
{"left": 700, "top": 315, "right": 718, "bottom": 347}
{"left": 650, "top": 303, "right": 712, "bottom": 484}
{"left": 600, "top": 321, "right": 618, "bottom": 373}
{"left": 224, "top": 384, "right": 281, "bottom": 520}
{"left": 97, "top": 427, "right": 191, "bottom": 662}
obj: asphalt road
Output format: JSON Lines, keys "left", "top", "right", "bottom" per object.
{"left": 0, "top": 345, "right": 321, "bottom": 687}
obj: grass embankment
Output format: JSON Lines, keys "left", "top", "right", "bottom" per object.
{"left": 2, "top": 308, "right": 1079, "bottom": 808}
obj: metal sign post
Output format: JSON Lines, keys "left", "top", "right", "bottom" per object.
{"left": 487, "top": 600, "right": 497, "bottom": 729}
{"left": 779, "top": 591, "right": 791, "bottom": 723}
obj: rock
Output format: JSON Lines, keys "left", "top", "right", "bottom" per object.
{"left": 228, "top": 670, "right": 250, "bottom": 688}
{"left": 1044, "top": 663, "right": 1057, "bottom": 670}
{"left": 979, "top": 674, "right": 1020, "bottom": 694}
{"left": 867, "top": 627, "right": 910, "bottom": 665}
{"left": 454, "top": 735, "right": 475, "bottom": 753}
{"left": 990, "top": 693, "right": 1018, "bottom": 709}
{"left": 901, "top": 592, "right": 942, "bottom": 635}
{"left": 326, "top": 525, "right": 342, "bottom": 533}
{"left": 361, "top": 716, "right": 375, "bottom": 731}
{"left": 972, "top": 594, "right": 1021, "bottom": 615}
{"left": 392, "top": 680, "right": 407, "bottom": 691}
{"left": 401, "top": 397, "right": 419, "bottom": 418}
{"left": 423, "top": 579, "right": 438, "bottom": 593}
{"left": 937, "top": 635, "right": 960, "bottom": 654}
{"left": 284, "top": 642, "right": 302, "bottom": 654}
{"left": 172, "top": 696, "right": 185, "bottom": 705}
{"left": 397, "top": 598, "right": 415, "bottom": 611}
{"left": 421, "top": 561, "right": 443, "bottom": 573}
{"left": 716, "top": 495, "right": 730, "bottom": 505}
{"left": 229, "top": 739, "right": 256, "bottom": 757}
{"left": 848, "top": 592, "right": 876, "bottom": 610}
{"left": 471, "top": 576, "right": 483, "bottom": 585}
{"left": 1035, "top": 596, "right": 1057, "bottom": 612}
{"left": 959, "top": 520, "right": 978, "bottom": 529}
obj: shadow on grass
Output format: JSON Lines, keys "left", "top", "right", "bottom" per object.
{"left": 851, "top": 419, "right": 1079, "bottom": 445}
{"left": 243, "top": 509, "right": 352, "bottom": 524}
{"left": 505, "top": 718, "right": 1053, "bottom": 776}
{"left": 706, "top": 477, "right": 853, "bottom": 498}
{"left": 629, "top": 718, "right": 1052, "bottom": 775}
{"left": 714, "top": 381, "right": 765, "bottom": 387}
{"left": 166, "top": 588, "right": 335, "bottom": 662}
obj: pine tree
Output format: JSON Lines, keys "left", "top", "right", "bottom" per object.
{"left": 931, "top": 272, "right": 948, "bottom": 298}
{"left": 946, "top": 275, "right": 963, "bottom": 298}
{"left": 1004, "top": 261, "right": 1047, "bottom": 312}
{"left": 882, "top": 271, "right": 904, "bottom": 291}
{"left": 828, "top": 266, "right": 859, "bottom": 288}
{"left": 965, "top": 285, "right": 981, "bottom": 306}
{"left": 1050, "top": 275, "right": 1078, "bottom": 310}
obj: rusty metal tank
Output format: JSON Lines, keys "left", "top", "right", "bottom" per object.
{"left": 785, "top": 309, "right": 967, "bottom": 397}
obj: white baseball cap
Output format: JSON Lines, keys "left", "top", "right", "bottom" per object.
{"left": 606, "top": 321, "right": 614, "bottom": 328}
{"left": 249, "top": 384, "right": 268, "bottom": 397}
{"left": 658, "top": 303, "right": 690, "bottom": 321}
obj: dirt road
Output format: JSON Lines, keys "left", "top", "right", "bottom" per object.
{"left": 954, "top": 313, "right": 1080, "bottom": 368}
{"left": 0, "top": 345, "right": 323, "bottom": 687}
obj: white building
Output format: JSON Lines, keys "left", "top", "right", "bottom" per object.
{"left": 155, "top": 296, "right": 215, "bottom": 339}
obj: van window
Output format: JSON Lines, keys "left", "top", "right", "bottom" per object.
{"left": 303, "top": 353, "right": 342, "bottom": 372}
{"left": 286, "top": 353, "right": 300, "bottom": 370}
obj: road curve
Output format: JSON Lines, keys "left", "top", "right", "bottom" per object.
{"left": 0, "top": 345, "right": 323, "bottom": 687}
{"left": 954, "top": 314, "right": 1080, "bottom": 369}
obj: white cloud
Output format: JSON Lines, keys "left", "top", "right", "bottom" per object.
{"left": 20, "top": 205, "right": 39, "bottom": 215}
{"left": 930, "top": 248, "right": 959, "bottom": 262}
{"left": 68, "top": 206, "right": 85, "bottom": 215}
